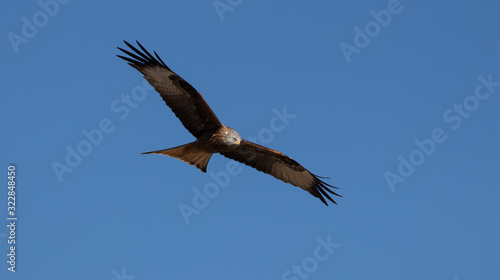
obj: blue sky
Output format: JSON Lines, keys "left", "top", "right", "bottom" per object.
{"left": 1, "top": 0, "right": 499, "bottom": 279}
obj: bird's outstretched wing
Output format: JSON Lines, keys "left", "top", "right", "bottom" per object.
{"left": 117, "top": 41, "right": 222, "bottom": 138}
{"left": 221, "top": 140, "right": 341, "bottom": 205}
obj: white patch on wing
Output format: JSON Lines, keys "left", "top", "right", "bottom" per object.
{"left": 143, "top": 65, "right": 173, "bottom": 82}
{"left": 141, "top": 66, "right": 186, "bottom": 96}
{"left": 272, "top": 162, "right": 313, "bottom": 190}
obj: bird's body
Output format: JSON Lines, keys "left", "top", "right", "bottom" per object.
{"left": 117, "top": 41, "right": 341, "bottom": 205}
{"left": 144, "top": 125, "right": 241, "bottom": 172}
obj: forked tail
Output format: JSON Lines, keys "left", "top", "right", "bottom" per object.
{"left": 142, "top": 142, "right": 213, "bottom": 173}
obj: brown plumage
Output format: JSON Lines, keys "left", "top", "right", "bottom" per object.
{"left": 117, "top": 41, "right": 341, "bottom": 205}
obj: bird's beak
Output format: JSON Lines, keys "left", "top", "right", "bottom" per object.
{"left": 235, "top": 139, "right": 241, "bottom": 145}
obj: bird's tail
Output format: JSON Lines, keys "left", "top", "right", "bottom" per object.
{"left": 142, "top": 142, "right": 213, "bottom": 173}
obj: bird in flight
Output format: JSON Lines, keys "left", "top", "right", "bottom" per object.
{"left": 117, "top": 41, "right": 341, "bottom": 205}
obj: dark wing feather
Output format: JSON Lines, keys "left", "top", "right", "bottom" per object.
{"left": 117, "top": 41, "right": 222, "bottom": 138}
{"left": 221, "top": 140, "right": 341, "bottom": 205}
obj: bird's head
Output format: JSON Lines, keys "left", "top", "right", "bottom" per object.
{"left": 224, "top": 127, "right": 242, "bottom": 146}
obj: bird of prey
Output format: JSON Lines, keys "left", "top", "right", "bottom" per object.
{"left": 117, "top": 41, "right": 341, "bottom": 205}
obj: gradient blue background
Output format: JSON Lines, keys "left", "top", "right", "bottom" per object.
{"left": 1, "top": 0, "right": 499, "bottom": 279}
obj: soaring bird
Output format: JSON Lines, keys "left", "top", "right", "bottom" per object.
{"left": 117, "top": 41, "right": 341, "bottom": 205}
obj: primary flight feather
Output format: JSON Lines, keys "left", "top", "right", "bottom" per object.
{"left": 117, "top": 41, "right": 341, "bottom": 205}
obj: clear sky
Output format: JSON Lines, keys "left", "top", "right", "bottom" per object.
{"left": 1, "top": 0, "right": 499, "bottom": 279}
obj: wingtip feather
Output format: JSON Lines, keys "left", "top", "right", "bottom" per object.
{"left": 117, "top": 40, "right": 171, "bottom": 71}
{"left": 312, "top": 174, "right": 341, "bottom": 206}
